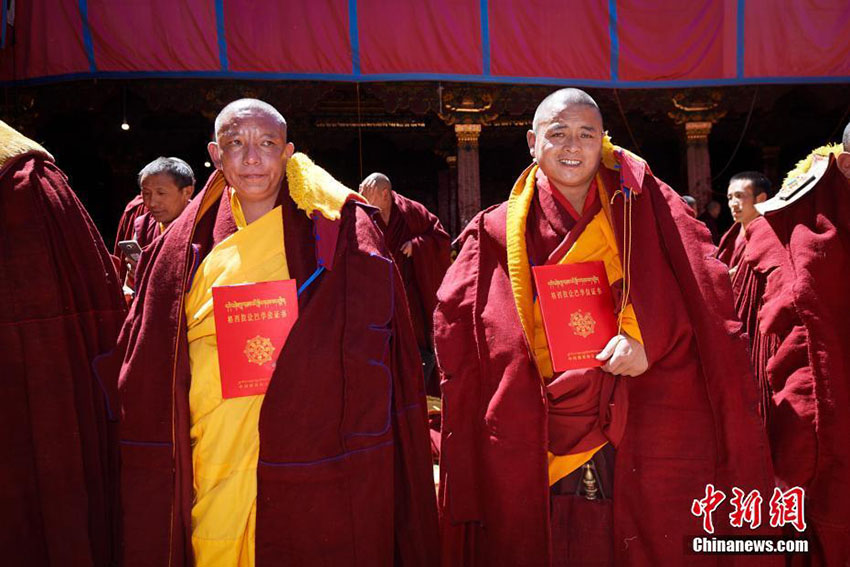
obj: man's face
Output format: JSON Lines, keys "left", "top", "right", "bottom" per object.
{"left": 140, "top": 173, "right": 192, "bottom": 224}
{"left": 207, "top": 109, "right": 294, "bottom": 205}
{"left": 727, "top": 180, "right": 763, "bottom": 225}
{"left": 527, "top": 103, "right": 603, "bottom": 195}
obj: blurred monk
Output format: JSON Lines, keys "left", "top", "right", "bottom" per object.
{"left": 359, "top": 172, "right": 451, "bottom": 394}
{"left": 0, "top": 120, "right": 125, "bottom": 566}
{"left": 133, "top": 156, "right": 194, "bottom": 248}
{"left": 725, "top": 125, "right": 850, "bottom": 565}
{"left": 434, "top": 89, "right": 778, "bottom": 566}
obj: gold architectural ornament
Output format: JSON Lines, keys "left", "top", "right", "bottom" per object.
{"left": 244, "top": 335, "right": 275, "bottom": 366}
{"left": 454, "top": 123, "right": 482, "bottom": 145}
{"left": 685, "top": 121, "right": 714, "bottom": 142}
{"left": 569, "top": 310, "right": 597, "bottom": 338}
{"left": 668, "top": 90, "right": 727, "bottom": 126}
{"left": 438, "top": 87, "right": 500, "bottom": 126}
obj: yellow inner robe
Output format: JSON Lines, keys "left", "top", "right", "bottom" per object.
{"left": 185, "top": 192, "right": 287, "bottom": 566}
{"left": 533, "top": 184, "right": 642, "bottom": 486}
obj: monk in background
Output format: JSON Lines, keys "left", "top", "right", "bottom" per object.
{"left": 716, "top": 171, "right": 771, "bottom": 279}
{"left": 132, "top": 156, "right": 194, "bottom": 249}
{"left": 725, "top": 125, "right": 850, "bottom": 565}
{"left": 434, "top": 89, "right": 777, "bottom": 566}
{"left": 0, "top": 120, "right": 126, "bottom": 566}
{"left": 107, "top": 99, "right": 438, "bottom": 566}
{"left": 359, "top": 172, "right": 451, "bottom": 394}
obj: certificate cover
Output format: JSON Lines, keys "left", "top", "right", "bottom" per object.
{"left": 531, "top": 261, "right": 618, "bottom": 372}
{"left": 212, "top": 279, "right": 298, "bottom": 399}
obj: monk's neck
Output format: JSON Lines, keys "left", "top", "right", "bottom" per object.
{"left": 553, "top": 182, "right": 592, "bottom": 216}
{"left": 240, "top": 190, "right": 280, "bottom": 225}
{"left": 741, "top": 214, "right": 761, "bottom": 230}
{"left": 380, "top": 206, "right": 391, "bottom": 224}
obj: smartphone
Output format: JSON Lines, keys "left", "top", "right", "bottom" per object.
{"left": 117, "top": 239, "right": 143, "bottom": 262}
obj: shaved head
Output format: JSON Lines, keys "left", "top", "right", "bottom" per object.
{"left": 360, "top": 172, "right": 392, "bottom": 192}
{"left": 532, "top": 88, "right": 602, "bottom": 133}
{"left": 213, "top": 98, "right": 287, "bottom": 141}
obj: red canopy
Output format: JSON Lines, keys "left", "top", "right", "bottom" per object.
{"left": 2, "top": 0, "right": 849, "bottom": 86}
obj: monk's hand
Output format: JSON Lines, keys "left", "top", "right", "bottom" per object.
{"left": 596, "top": 333, "right": 648, "bottom": 377}
{"left": 400, "top": 240, "right": 414, "bottom": 257}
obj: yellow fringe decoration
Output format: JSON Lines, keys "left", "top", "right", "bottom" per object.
{"left": 286, "top": 152, "right": 366, "bottom": 221}
{"left": 782, "top": 143, "right": 843, "bottom": 188}
{"left": 0, "top": 120, "right": 52, "bottom": 169}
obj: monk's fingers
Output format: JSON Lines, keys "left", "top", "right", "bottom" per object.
{"left": 595, "top": 334, "right": 623, "bottom": 362}
{"left": 604, "top": 338, "right": 647, "bottom": 377}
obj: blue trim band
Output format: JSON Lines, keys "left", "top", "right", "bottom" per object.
{"left": 260, "top": 439, "right": 393, "bottom": 467}
{"left": 480, "top": 0, "right": 491, "bottom": 75}
{"left": 78, "top": 0, "right": 97, "bottom": 72}
{"left": 5, "top": 69, "right": 850, "bottom": 89}
{"left": 608, "top": 0, "right": 619, "bottom": 81}
{"left": 348, "top": 0, "right": 361, "bottom": 75}
{"left": 298, "top": 266, "right": 325, "bottom": 296}
{"left": 215, "top": 0, "right": 229, "bottom": 71}
{"left": 736, "top": 0, "right": 745, "bottom": 78}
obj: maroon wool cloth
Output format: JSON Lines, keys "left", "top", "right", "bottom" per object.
{"left": 716, "top": 221, "right": 746, "bottom": 270}
{"left": 105, "top": 171, "right": 439, "bottom": 566}
{"left": 435, "top": 154, "right": 778, "bottom": 566}
{"left": 112, "top": 194, "right": 146, "bottom": 281}
{"left": 731, "top": 159, "right": 850, "bottom": 565}
{"left": 378, "top": 192, "right": 451, "bottom": 393}
{"left": 131, "top": 211, "right": 159, "bottom": 249}
{"left": 0, "top": 152, "right": 126, "bottom": 566}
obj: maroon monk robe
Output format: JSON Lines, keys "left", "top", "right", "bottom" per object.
{"left": 379, "top": 192, "right": 451, "bottom": 394}
{"left": 112, "top": 194, "right": 146, "bottom": 280}
{"left": 131, "top": 210, "right": 160, "bottom": 249}
{"left": 0, "top": 146, "right": 126, "bottom": 566}
{"left": 103, "top": 170, "right": 439, "bottom": 567}
{"left": 732, "top": 157, "right": 850, "bottom": 565}
{"left": 435, "top": 152, "right": 778, "bottom": 567}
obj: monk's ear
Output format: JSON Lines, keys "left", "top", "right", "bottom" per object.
{"left": 283, "top": 141, "right": 295, "bottom": 160}
{"left": 180, "top": 185, "right": 194, "bottom": 199}
{"left": 755, "top": 192, "right": 767, "bottom": 204}
{"left": 207, "top": 141, "right": 222, "bottom": 170}
{"left": 837, "top": 152, "right": 850, "bottom": 180}
{"left": 527, "top": 129, "right": 537, "bottom": 161}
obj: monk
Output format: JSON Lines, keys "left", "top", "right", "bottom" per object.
{"left": 727, "top": 126, "right": 850, "bottom": 565}
{"left": 108, "top": 99, "right": 438, "bottom": 566}
{"left": 716, "top": 171, "right": 771, "bottom": 278}
{"left": 121, "top": 157, "right": 195, "bottom": 295}
{"left": 132, "top": 156, "right": 194, "bottom": 248}
{"left": 434, "top": 89, "right": 778, "bottom": 566}
{"left": 0, "top": 121, "right": 126, "bottom": 566}
{"left": 359, "top": 172, "right": 451, "bottom": 394}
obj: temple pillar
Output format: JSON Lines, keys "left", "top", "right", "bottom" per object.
{"left": 455, "top": 124, "right": 481, "bottom": 228}
{"left": 437, "top": 154, "right": 459, "bottom": 236}
{"left": 685, "top": 121, "right": 713, "bottom": 212}
{"left": 669, "top": 91, "right": 726, "bottom": 214}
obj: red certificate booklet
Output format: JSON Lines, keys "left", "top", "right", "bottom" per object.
{"left": 531, "top": 261, "right": 618, "bottom": 372}
{"left": 212, "top": 279, "right": 298, "bottom": 399}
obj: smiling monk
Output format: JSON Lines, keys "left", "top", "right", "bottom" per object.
{"left": 110, "top": 99, "right": 438, "bottom": 567}
{"left": 434, "top": 89, "right": 778, "bottom": 566}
